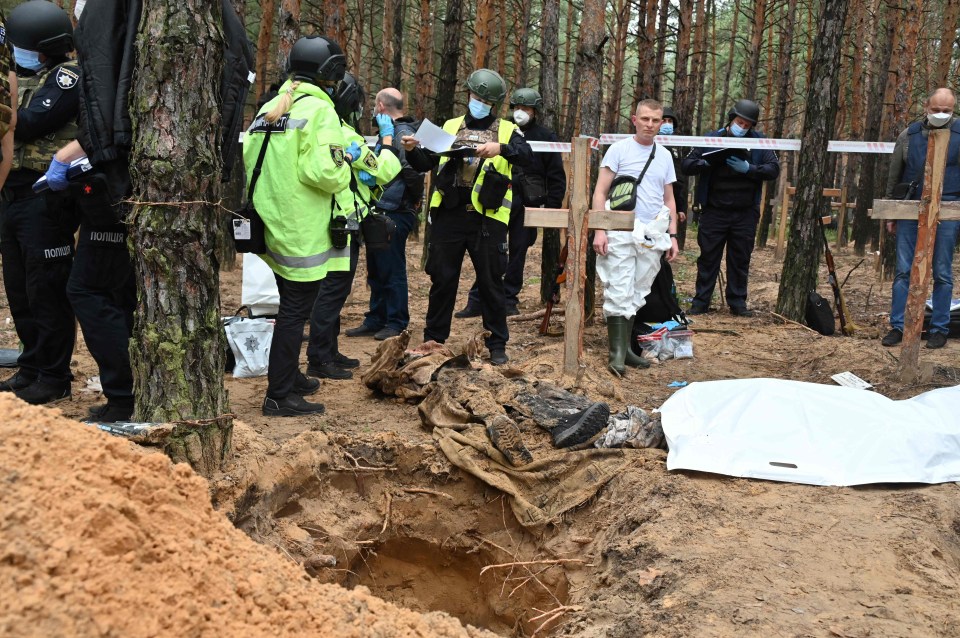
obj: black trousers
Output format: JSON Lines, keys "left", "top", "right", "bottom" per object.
{"left": 693, "top": 205, "right": 760, "bottom": 309}
{"left": 307, "top": 240, "right": 359, "bottom": 366}
{"left": 425, "top": 206, "right": 509, "bottom": 350}
{"left": 269, "top": 275, "right": 322, "bottom": 399}
{"left": 467, "top": 204, "right": 534, "bottom": 310}
{"left": 67, "top": 225, "right": 136, "bottom": 403}
{"left": 0, "top": 191, "right": 76, "bottom": 383}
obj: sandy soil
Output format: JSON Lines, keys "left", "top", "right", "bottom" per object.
{"left": 1, "top": 226, "right": 959, "bottom": 636}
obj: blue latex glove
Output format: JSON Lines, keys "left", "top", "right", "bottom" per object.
{"left": 345, "top": 141, "right": 363, "bottom": 163}
{"left": 726, "top": 156, "right": 750, "bottom": 174}
{"left": 45, "top": 156, "right": 71, "bottom": 191}
{"left": 357, "top": 170, "right": 377, "bottom": 187}
{"left": 375, "top": 113, "right": 395, "bottom": 138}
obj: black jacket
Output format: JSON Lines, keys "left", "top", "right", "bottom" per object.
{"left": 681, "top": 126, "right": 779, "bottom": 210}
{"left": 376, "top": 116, "right": 423, "bottom": 213}
{"left": 516, "top": 120, "right": 566, "bottom": 208}
{"left": 75, "top": 0, "right": 253, "bottom": 182}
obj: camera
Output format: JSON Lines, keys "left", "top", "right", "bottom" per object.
{"left": 330, "top": 215, "right": 350, "bottom": 249}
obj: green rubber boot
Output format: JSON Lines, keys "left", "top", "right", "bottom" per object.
{"left": 607, "top": 316, "right": 628, "bottom": 376}
{"left": 625, "top": 316, "right": 651, "bottom": 368}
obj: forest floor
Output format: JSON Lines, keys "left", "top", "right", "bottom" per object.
{"left": 2, "top": 225, "right": 960, "bottom": 637}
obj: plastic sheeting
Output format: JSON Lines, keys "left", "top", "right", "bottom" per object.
{"left": 241, "top": 253, "right": 279, "bottom": 317}
{"left": 659, "top": 378, "right": 960, "bottom": 486}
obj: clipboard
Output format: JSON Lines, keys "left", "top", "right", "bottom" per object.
{"left": 434, "top": 144, "right": 477, "bottom": 158}
{"left": 702, "top": 147, "right": 750, "bottom": 165}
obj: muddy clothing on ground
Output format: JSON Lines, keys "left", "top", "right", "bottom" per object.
{"left": 407, "top": 112, "right": 532, "bottom": 353}
{"left": 884, "top": 116, "right": 960, "bottom": 337}
{"left": 0, "top": 56, "right": 81, "bottom": 391}
{"left": 682, "top": 127, "right": 779, "bottom": 312}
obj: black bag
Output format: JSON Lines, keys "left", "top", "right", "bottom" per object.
{"left": 361, "top": 209, "right": 397, "bottom": 252}
{"left": 631, "top": 257, "right": 688, "bottom": 355}
{"left": 72, "top": 172, "right": 127, "bottom": 227}
{"left": 520, "top": 171, "right": 547, "bottom": 206}
{"left": 609, "top": 175, "right": 638, "bottom": 211}
{"left": 891, "top": 180, "right": 919, "bottom": 200}
{"left": 805, "top": 291, "right": 835, "bottom": 336}
{"left": 477, "top": 164, "right": 512, "bottom": 211}
{"left": 234, "top": 127, "right": 274, "bottom": 254}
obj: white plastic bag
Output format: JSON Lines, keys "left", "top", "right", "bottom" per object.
{"left": 241, "top": 253, "right": 280, "bottom": 317}
{"left": 224, "top": 318, "right": 273, "bottom": 378}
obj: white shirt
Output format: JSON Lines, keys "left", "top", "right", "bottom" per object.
{"left": 600, "top": 137, "right": 676, "bottom": 224}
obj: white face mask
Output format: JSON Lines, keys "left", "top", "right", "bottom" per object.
{"left": 513, "top": 109, "right": 531, "bottom": 126}
{"left": 927, "top": 112, "right": 952, "bottom": 128}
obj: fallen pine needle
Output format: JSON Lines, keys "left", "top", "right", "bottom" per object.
{"left": 400, "top": 487, "right": 454, "bottom": 500}
{"left": 480, "top": 558, "right": 587, "bottom": 576}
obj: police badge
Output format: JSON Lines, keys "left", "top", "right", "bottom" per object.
{"left": 362, "top": 152, "right": 378, "bottom": 170}
{"left": 331, "top": 145, "right": 345, "bottom": 167}
{"left": 56, "top": 67, "right": 79, "bottom": 90}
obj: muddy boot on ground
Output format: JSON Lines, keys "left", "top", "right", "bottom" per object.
{"left": 486, "top": 414, "right": 534, "bottom": 467}
{"left": 551, "top": 402, "right": 611, "bottom": 448}
{"left": 606, "top": 316, "right": 629, "bottom": 376}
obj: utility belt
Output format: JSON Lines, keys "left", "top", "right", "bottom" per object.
{"left": 1, "top": 184, "right": 42, "bottom": 203}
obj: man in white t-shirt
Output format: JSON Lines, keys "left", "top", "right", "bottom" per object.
{"left": 592, "top": 99, "right": 679, "bottom": 376}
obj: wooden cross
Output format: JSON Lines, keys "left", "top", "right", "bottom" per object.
{"left": 523, "top": 136, "right": 635, "bottom": 378}
{"left": 867, "top": 128, "right": 953, "bottom": 382}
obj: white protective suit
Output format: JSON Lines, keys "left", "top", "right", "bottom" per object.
{"left": 596, "top": 205, "right": 673, "bottom": 318}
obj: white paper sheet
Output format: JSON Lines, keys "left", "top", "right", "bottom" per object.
{"left": 659, "top": 378, "right": 960, "bottom": 486}
{"left": 413, "top": 118, "right": 457, "bottom": 153}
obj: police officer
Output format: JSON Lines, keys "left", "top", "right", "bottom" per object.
{"left": 0, "top": 17, "right": 17, "bottom": 191}
{"left": 660, "top": 106, "right": 689, "bottom": 250}
{"left": 306, "top": 72, "right": 400, "bottom": 380}
{"left": 681, "top": 99, "right": 779, "bottom": 317}
{"left": 456, "top": 87, "right": 566, "bottom": 318}
{"left": 402, "top": 68, "right": 532, "bottom": 365}
{"left": 0, "top": 0, "right": 79, "bottom": 404}
{"left": 246, "top": 36, "right": 352, "bottom": 417}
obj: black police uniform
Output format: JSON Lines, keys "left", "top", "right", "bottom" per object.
{"left": 681, "top": 127, "right": 779, "bottom": 311}
{"left": 0, "top": 59, "right": 81, "bottom": 398}
{"left": 408, "top": 112, "right": 532, "bottom": 353}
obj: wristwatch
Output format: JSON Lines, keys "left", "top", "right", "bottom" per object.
{"left": 669, "top": 233, "right": 678, "bottom": 238}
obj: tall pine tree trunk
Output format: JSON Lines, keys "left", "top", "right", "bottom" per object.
{"left": 277, "top": 0, "right": 300, "bottom": 81}
{"left": 473, "top": 0, "right": 494, "bottom": 68}
{"left": 539, "top": 0, "right": 562, "bottom": 302}
{"left": 130, "top": 0, "right": 231, "bottom": 475}
{"left": 415, "top": 0, "right": 433, "bottom": 119}
{"left": 254, "top": 0, "right": 276, "bottom": 101}
{"left": 776, "top": 0, "right": 850, "bottom": 320}
{"left": 392, "top": 0, "right": 405, "bottom": 88}
{"left": 654, "top": 0, "right": 669, "bottom": 100}
{"left": 742, "top": 0, "right": 767, "bottom": 99}
{"left": 325, "top": 0, "right": 348, "bottom": 47}
{"left": 719, "top": 0, "right": 741, "bottom": 115}
{"left": 436, "top": 0, "right": 465, "bottom": 122}
{"left": 673, "top": 0, "right": 694, "bottom": 134}
{"left": 937, "top": 0, "right": 960, "bottom": 85}
{"left": 605, "top": 0, "right": 631, "bottom": 132}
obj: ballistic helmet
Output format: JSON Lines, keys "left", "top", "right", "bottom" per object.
{"left": 466, "top": 68, "right": 507, "bottom": 104}
{"left": 510, "top": 88, "right": 543, "bottom": 109}
{"left": 7, "top": 0, "right": 74, "bottom": 58}
{"left": 662, "top": 106, "right": 677, "bottom": 123}
{"left": 287, "top": 36, "right": 346, "bottom": 86}
{"left": 334, "top": 72, "right": 365, "bottom": 124}
{"left": 728, "top": 99, "right": 760, "bottom": 125}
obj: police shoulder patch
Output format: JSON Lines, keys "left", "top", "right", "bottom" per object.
{"left": 362, "top": 152, "right": 378, "bottom": 170}
{"left": 331, "top": 146, "right": 345, "bottom": 167}
{"left": 56, "top": 66, "right": 79, "bottom": 90}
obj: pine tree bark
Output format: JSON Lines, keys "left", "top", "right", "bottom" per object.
{"left": 742, "top": 0, "right": 767, "bottom": 99}
{"left": 473, "top": 0, "right": 494, "bottom": 69}
{"left": 415, "top": 0, "right": 433, "bottom": 120}
{"left": 775, "top": 0, "right": 851, "bottom": 320}
{"left": 130, "top": 0, "right": 231, "bottom": 476}
{"left": 514, "top": 0, "right": 532, "bottom": 87}
{"left": 391, "top": 0, "right": 405, "bottom": 88}
{"left": 436, "top": 0, "right": 465, "bottom": 122}
{"left": 893, "top": 0, "right": 923, "bottom": 135}
{"left": 539, "top": 0, "right": 560, "bottom": 130}
{"left": 719, "top": 0, "right": 741, "bottom": 114}
{"left": 382, "top": 0, "right": 395, "bottom": 89}
{"left": 254, "top": 0, "right": 276, "bottom": 102}
{"left": 325, "top": 0, "right": 348, "bottom": 47}
{"left": 605, "top": 0, "right": 631, "bottom": 133}
{"left": 277, "top": 0, "right": 300, "bottom": 82}
{"left": 937, "top": 0, "right": 960, "bottom": 85}
{"left": 673, "top": 0, "right": 694, "bottom": 134}
{"left": 691, "top": 0, "right": 708, "bottom": 133}
{"left": 654, "top": 0, "right": 669, "bottom": 100}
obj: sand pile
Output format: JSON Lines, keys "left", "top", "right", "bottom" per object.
{"left": 0, "top": 394, "right": 495, "bottom": 638}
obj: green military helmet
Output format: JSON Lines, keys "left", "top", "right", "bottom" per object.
{"left": 510, "top": 88, "right": 542, "bottom": 109}
{"left": 465, "top": 68, "right": 507, "bottom": 104}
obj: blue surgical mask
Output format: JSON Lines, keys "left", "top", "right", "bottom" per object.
{"left": 659, "top": 123, "right": 674, "bottom": 135}
{"left": 13, "top": 47, "right": 44, "bottom": 72}
{"left": 469, "top": 98, "right": 492, "bottom": 119}
{"left": 730, "top": 122, "right": 748, "bottom": 137}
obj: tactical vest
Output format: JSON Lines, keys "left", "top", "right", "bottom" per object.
{"left": 902, "top": 119, "right": 960, "bottom": 201}
{"left": 429, "top": 116, "right": 516, "bottom": 226}
{"left": 13, "top": 62, "right": 80, "bottom": 173}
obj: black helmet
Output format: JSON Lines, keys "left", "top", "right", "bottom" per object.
{"left": 510, "top": 88, "right": 542, "bottom": 109}
{"left": 728, "top": 99, "right": 760, "bottom": 125}
{"left": 662, "top": 106, "right": 677, "bottom": 122}
{"left": 288, "top": 36, "right": 346, "bottom": 86}
{"left": 7, "top": 0, "right": 74, "bottom": 58}
{"left": 334, "top": 72, "right": 365, "bottom": 124}
{"left": 465, "top": 68, "right": 507, "bottom": 104}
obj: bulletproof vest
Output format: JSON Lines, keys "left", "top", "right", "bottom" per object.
{"left": 13, "top": 62, "right": 80, "bottom": 173}
{"left": 706, "top": 158, "right": 757, "bottom": 209}
{"left": 902, "top": 119, "right": 960, "bottom": 201}
{"left": 453, "top": 119, "right": 499, "bottom": 187}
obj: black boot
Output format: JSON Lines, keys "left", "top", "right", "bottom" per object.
{"left": 551, "top": 402, "right": 611, "bottom": 448}
{"left": 624, "top": 317, "right": 650, "bottom": 369}
{"left": 607, "top": 316, "right": 628, "bottom": 376}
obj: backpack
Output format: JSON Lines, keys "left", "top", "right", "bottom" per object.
{"left": 631, "top": 257, "right": 688, "bottom": 355}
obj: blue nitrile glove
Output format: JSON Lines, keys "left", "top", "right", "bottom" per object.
{"left": 358, "top": 170, "right": 377, "bottom": 187}
{"left": 345, "top": 141, "right": 363, "bottom": 163}
{"left": 375, "top": 113, "right": 395, "bottom": 138}
{"left": 45, "top": 156, "right": 71, "bottom": 191}
{"left": 726, "top": 156, "right": 750, "bottom": 174}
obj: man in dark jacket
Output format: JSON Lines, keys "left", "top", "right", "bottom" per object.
{"left": 345, "top": 87, "right": 423, "bottom": 341}
{"left": 681, "top": 99, "right": 779, "bottom": 317}
{"left": 456, "top": 87, "right": 566, "bottom": 317}
{"left": 660, "top": 106, "right": 689, "bottom": 250}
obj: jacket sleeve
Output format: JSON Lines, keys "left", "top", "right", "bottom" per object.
{"left": 672, "top": 156, "right": 688, "bottom": 213}
{"left": 885, "top": 131, "right": 908, "bottom": 198}
{"left": 298, "top": 106, "right": 352, "bottom": 193}
{"left": 406, "top": 145, "right": 437, "bottom": 173}
{"left": 543, "top": 129, "right": 567, "bottom": 208}
{"left": 391, "top": 120, "right": 425, "bottom": 195}
{"left": 750, "top": 148, "right": 780, "bottom": 182}
{"left": 681, "top": 146, "right": 709, "bottom": 176}
{"left": 15, "top": 68, "right": 80, "bottom": 142}
{"left": 501, "top": 129, "right": 533, "bottom": 167}
{"left": 361, "top": 142, "right": 402, "bottom": 186}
